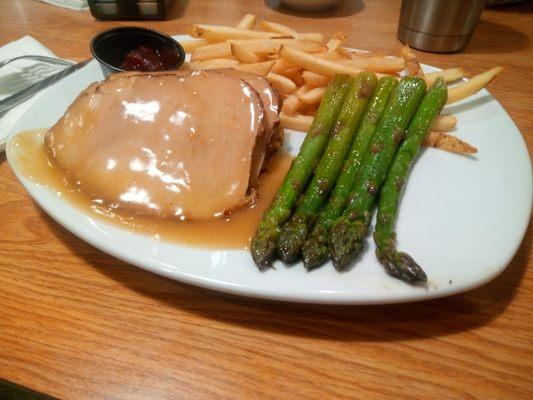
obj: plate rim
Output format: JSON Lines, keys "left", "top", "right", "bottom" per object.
{"left": 5, "top": 48, "right": 533, "bottom": 305}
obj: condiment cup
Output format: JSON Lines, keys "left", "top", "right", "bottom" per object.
{"left": 90, "top": 26, "right": 185, "bottom": 76}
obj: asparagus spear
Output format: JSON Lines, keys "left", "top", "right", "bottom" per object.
{"left": 251, "top": 74, "right": 351, "bottom": 269}
{"left": 302, "top": 77, "right": 398, "bottom": 269}
{"left": 374, "top": 78, "right": 448, "bottom": 283}
{"left": 328, "top": 76, "right": 427, "bottom": 270}
{"left": 277, "top": 72, "right": 378, "bottom": 262}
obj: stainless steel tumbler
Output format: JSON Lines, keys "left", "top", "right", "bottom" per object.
{"left": 398, "top": 0, "right": 486, "bottom": 53}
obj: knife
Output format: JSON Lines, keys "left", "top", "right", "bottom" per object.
{"left": 0, "top": 58, "right": 92, "bottom": 115}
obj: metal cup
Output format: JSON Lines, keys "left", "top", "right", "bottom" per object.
{"left": 398, "top": 0, "right": 486, "bottom": 53}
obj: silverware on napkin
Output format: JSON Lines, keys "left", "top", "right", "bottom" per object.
{"left": 0, "top": 58, "right": 91, "bottom": 116}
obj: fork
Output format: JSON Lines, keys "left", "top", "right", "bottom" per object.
{"left": 0, "top": 55, "right": 74, "bottom": 70}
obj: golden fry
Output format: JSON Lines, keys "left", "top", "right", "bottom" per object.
{"left": 230, "top": 39, "right": 324, "bottom": 55}
{"left": 447, "top": 67, "right": 503, "bottom": 104}
{"left": 339, "top": 56, "right": 405, "bottom": 73}
{"left": 266, "top": 72, "right": 298, "bottom": 94}
{"left": 425, "top": 68, "right": 469, "bottom": 86}
{"left": 233, "top": 61, "right": 275, "bottom": 75}
{"left": 340, "top": 48, "right": 372, "bottom": 58}
{"left": 231, "top": 43, "right": 262, "bottom": 63}
{"left": 179, "top": 39, "right": 209, "bottom": 53}
{"left": 258, "top": 21, "right": 324, "bottom": 42}
{"left": 279, "top": 113, "right": 313, "bottom": 132}
{"left": 190, "top": 24, "right": 285, "bottom": 41}
{"left": 298, "top": 86, "right": 326, "bottom": 105}
{"left": 318, "top": 50, "right": 346, "bottom": 61}
{"left": 236, "top": 13, "right": 256, "bottom": 29}
{"left": 401, "top": 43, "right": 424, "bottom": 78}
{"left": 191, "top": 42, "right": 231, "bottom": 61}
{"left": 271, "top": 58, "right": 296, "bottom": 74}
{"left": 259, "top": 20, "right": 297, "bottom": 35}
{"left": 431, "top": 115, "right": 457, "bottom": 132}
{"left": 280, "top": 66, "right": 304, "bottom": 86}
{"left": 280, "top": 45, "right": 363, "bottom": 77}
{"left": 303, "top": 104, "right": 319, "bottom": 116}
{"left": 188, "top": 58, "right": 239, "bottom": 70}
{"left": 424, "top": 132, "right": 477, "bottom": 154}
{"left": 326, "top": 32, "right": 347, "bottom": 54}
{"left": 301, "top": 70, "right": 330, "bottom": 87}
{"left": 326, "top": 38, "right": 343, "bottom": 53}
{"left": 281, "top": 94, "right": 303, "bottom": 115}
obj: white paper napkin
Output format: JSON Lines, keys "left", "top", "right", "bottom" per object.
{"left": 37, "top": 0, "right": 89, "bottom": 11}
{"left": 0, "top": 36, "right": 68, "bottom": 151}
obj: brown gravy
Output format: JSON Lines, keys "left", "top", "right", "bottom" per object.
{"left": 9, "top": 129, "right": 292, "bottom": 249}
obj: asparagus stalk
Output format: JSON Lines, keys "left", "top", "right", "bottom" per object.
{"left": 302, "top": 77, "right": 398, "bottom": 270}
{"left": 250, "top": 75, "right": 351, "bottom": 269}
{"left": 277, "top": 72, "right": 378, "bottom": 262}
{"left": 328, "top": 77, "right": 427, "bottom": 270}
{"left": 374, "top": 78, "right": 448, "bottom": 283}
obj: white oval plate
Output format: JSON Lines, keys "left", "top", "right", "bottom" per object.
{"left": 6, "top": 36, "right": 533, "bottom": 304}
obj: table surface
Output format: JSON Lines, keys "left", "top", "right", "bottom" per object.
{"left": 0, "top": 0, "right": 532, "bottom": 399}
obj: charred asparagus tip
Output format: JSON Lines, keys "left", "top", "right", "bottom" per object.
{"left": 379, "top": 251, "right": 427, "bottom": 283}
{"left": 250, "top": 227, "right": 278, "bottom": 270}
{"left": 302, "top": 235, "right": 329, "bottom": 271}
{"left": 328, "top": 219, "right": 364, "bottom": 271}
{"left": 277, "top": 220, "right": 308, "bottom": 263}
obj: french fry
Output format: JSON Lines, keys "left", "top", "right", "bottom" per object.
{"left": 235, "top": 41, "right": 281, "bottom": 57}
{"left": 281, "top": 94, "right": 303, "bottom": 115}
{"left": 326, "top": 39, "right": 343, "bottom": 53}
{"left": 302, "top": 103, "right": 319, "bottom": 116}
{"left": 281, "top": 81, "right": 310, "bottom": 115}
{"left": 424, "top": 132, "right": 477, "bottom": 154}
{"left": 259, "top": 21, "right": 324, "bottom": 42}
{"left": 302, "top": 70, "right": 330, "bottom": 87}
{"left": 401, "top": 44, "right": 424, "bottom": 78}
{"left": 280, "top": 45, "right": 363, "bottom": 77}
{"left": 357, "top": 50, "right": 384, "bottom": 57}
{"left": 266, "top": 72, "right": 298, "bottom": 94}
{"left": 339, "top": 56, "right": 405, "bottom": 73}
{"left": 431, "top": 115, "right": 457, "bottom": 132}
{"left": 236, "top": 13, "right": 256, "bottom": 29}
{"left": 271, "top": 58, "right": 296, "bottom": 74}
{"left": 298, "top": 86, "right": 326, "bottom": 105}
{"left": 446, "top": 67, "right": 503, "bottom": 104}
{"left": 231, "top": 43, "right": 262, "bottom": 63}
{"left": 191, "top": 42, "right": 231, "bottom": 61}
{"left": 326, "top": 32, "right": 347, "bottom": 54}
{"left": 259, "top": 20, "right": 297, "bottom": 35}
{"left": 318, "top": 50, "right": 346, "bottom": 61}
{"left": 280, "top": 113, "right": 313, "bottom": 132}
{"left": 230, "top": 39, "right": 324, "bottom": 55}
{"left": 340, "top": 48, "right": 373, "bottom": 58}
{"left": 280, "top": 66, "right": 304, "bottom": 86}
{"left": 425, "top": 67, "right": 468, "bottom": 86}
{"left": 278, "top": 92, "right": 289, "bottom": 102}
{"left": 293, "top": 71, "right": 305, "bottom": 87}
{"left": 190, "top": 24, "right": 287, "bottom": 41}
{"left": 179, "top": 39, "right": 209, "bottom": 53}
{"left": 296, "top": 85, "right": 311, "bottom": 95}
{"left": 188, "top": 58, "right": 240, "bottom": 70}
{"left": 233, "top": 61, "right": 275, "bottom": 75}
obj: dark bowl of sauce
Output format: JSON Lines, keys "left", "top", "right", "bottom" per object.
{"left": 90, "top": 26, "right": 185, "bottom": 76}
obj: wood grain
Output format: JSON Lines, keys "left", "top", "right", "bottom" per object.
{"left": 1, "top": 1, "right": 532, "bottom": 399}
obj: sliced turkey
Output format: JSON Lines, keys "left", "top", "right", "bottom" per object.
{"left": 45, "top": 70, "right": 274, "bottom": 220}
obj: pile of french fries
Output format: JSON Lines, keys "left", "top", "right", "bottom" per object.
{"left": 180, "top": 14, "right": 503, "bottom": 154}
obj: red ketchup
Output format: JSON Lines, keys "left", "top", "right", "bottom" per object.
{"left": 120, "top": 45, "right": 178, "bottom": 72}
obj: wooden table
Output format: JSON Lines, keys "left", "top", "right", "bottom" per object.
{"left": 0, "top": 1, "right": 531, "bottom": 399}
